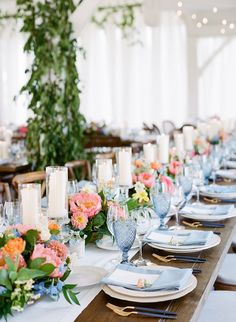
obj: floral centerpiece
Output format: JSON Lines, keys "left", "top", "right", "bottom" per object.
{"left": 194, "top": 136, "right": 211, "bottom": 156}
{"left": 0, "top": 224, "right": 78, "bottom": 320}
{"left": 68, "top": 190, "right": 110, "bottom": 243}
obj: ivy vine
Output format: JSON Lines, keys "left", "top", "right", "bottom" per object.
{"left": 0, "top": 0, "right": 85, "bottom": 169}
{"left": 92, "top": 2, "right": 142, "bottom": 45}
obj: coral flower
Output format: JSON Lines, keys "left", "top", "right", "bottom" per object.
{"left": 161, "top": 176, "right": 174, "bottom": 193}
{"left": 48, "top": 240, "right": 68, "bottom": 261}
{"left": 134, "top": 160, "right": 144, "bottom": 168}
{"left": 169, "top": 161, "right": 183, "bottom": 176}
{"left": 2, "top": 238, "right": 26, "bottom": 256}
{"left": 70, "top": 192, "right": 102, "bottom": 218}
{"left": 31, "top": 244, "right": 63, "bottom": 278}
{"left": 150, "top": 161, "right": 162, "bottom": 171}
{"left": 48, "top": 222, "right": 61, "bottom": 232}
{"left": 138, "top": 172, "right": 155, "bottom": 188}
{"left": 71, "top": 212, "right": 88, "bottom": 230}
{"left": 132, "top": 173, "right": 138, "bottom": 183}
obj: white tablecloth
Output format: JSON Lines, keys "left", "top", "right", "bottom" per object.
{"left": 6, "top": 244, "right": 138, "bottom": 322}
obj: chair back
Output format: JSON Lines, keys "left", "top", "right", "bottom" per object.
{"left": 95, "top": 152, "right": 116, "bottom": 163}
{"left": 65, "top": 160, "right": 92, "bottom": 181}
{"left": 12, "top": 171, "right": 46, "bottom": 197}
{"left": 0, "top": 183, "right": 11, "bottom": 203}
{"left": 162, "top": 120, "right": 176, "bottom": 135}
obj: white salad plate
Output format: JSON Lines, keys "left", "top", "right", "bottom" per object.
{"left": 66, "top": 266, "right": 107, "bottom": 287}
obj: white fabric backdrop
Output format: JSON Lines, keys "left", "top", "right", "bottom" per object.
{"left": 0, "top": 2, "right": 236, "bottom": 128}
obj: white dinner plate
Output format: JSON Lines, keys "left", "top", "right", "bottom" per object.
{"left": 96, "top": 236, "right": 140, "bottom": 251}
{"left": 180, "top": 208, "right": 236, "bottom": 222}
{"left": 225, "top": 161, "right": 236, "bottom": 169}
{"left": 148, "top": 233, "right": 221, "bottom": 253}
{"left": 66, "top": 266, "right": 107, "bottom": 287}
{"left": 108, "top": 265, "right": 192, "bottom": 298}
{"left": 103, "top": 275, "right": 197, "bottom": 303}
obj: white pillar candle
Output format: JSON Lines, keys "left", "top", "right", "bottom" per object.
{"left": 183, "top": 126, "right": 194, "bottom": 151}
{"left": 174, "top": 133, "right": 185, "bottom": 158}
{"left": 143, "top": 143, "right": 156, "bottom": 163}
{"left": 20, "top": 184, "right": 41, "bottom": 226}
{"left": 97, "top": 159, "right": 113, "bottom": 183}
{"left": 158, "top": 134, "right": 169, "bottom": 164}
{"left": 47, "top": 167, "right": 68, "bottom": 219}
{"left": 0, "top": 141, "right": 9, "bottom": 159}
{"left": 118, "top": 149, "right": 132, "bottom": 186}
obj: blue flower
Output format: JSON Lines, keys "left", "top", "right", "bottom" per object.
{"left": 48, "top": 285, "right": 60, "bottom": 300}
{"left": 33, "top": 282, "right": 50, "bottom": 296}
{"left": 0, "top": 286, "right": 7, "bottom": 295}
{"left": 12, "top": 229, "right": 21, "bottom": 237}
{"left": 56, "top": 280, "right": 64, "bottom": 292}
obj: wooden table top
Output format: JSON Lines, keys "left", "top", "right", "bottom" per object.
{"left": 75, "top": 216, "right": 236, "bottom": 322}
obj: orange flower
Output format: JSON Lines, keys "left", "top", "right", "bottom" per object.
{"left": 48, "top": 221, "right": 61, "bottom": 232}
{"left": 2, "top": 238, "right": 26, "bottom": 256}
{"left": 150, "top": 161, "right": 162, "bottom": 171}
{"left": 134, "top": 160, "right": 144, "bottom": 168}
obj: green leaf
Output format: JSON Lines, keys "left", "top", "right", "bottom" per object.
{"left": 30, "top": 257, "right": 46, "bottom": 269}
{"left": 9, "top": 271, "right": 18, "bottom": 283}
{"left": 39, "top": 263, "right": 55, "bottom": 275}
{"left": 4, "top": 256, "right": 18, "bottom": 272}
{"left": 68, "top": 290, "right": 80, "bottom": 305}
{"left": 0, "top": 270, "right": 12, "bottom": 290}
{"left": 62, "top": 287, "right": 72, "bottom": 304}
{"left": 64, "top": 284, "right": 77, "bottom": 290}
{"left": 25, "top": 230, "right": 39, "bottom": 247}
{"left": 17, "top": 268, "right": 47, "bottom": 281}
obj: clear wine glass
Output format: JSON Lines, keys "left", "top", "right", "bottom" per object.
{"left": 179, "top": 175, "right": 193, "bottom": 202}
{"left": 113, "top": 205, "right": 136, "bottom": 264}
{"left": 0, "top": 204, "right": 4, "bottom": 231}
{"left": 3, "top": 201, "right": 21, "bottom": 226}
{"left": 211, "top": 156, "right": 220, "bottom": 186}
{"left": 192, "top": 169, "right": 204, "bottom": 205}
{"left": 169, "top": 185, "right": 185, "bottom": 230}
{"left": 131, "top": 207, "right": 152, "bottom": 267}
{"left": 151, "top": 183, "right": 171, "bottom": 230}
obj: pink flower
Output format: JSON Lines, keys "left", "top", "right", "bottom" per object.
{"left": 161, "top": 175, "right": 174, "bottom": 193}
{"left": 7, "top": 224, "right": 35, "bottom": 236}
{"left": 31, "top": 244, "right": 63, "bottom": 278}
{"left": 138, "top": 172, "right": 155, "bottom": 188}
{"left": 70, "top": 192, "right": 102, "bottom": 218}
{"left": 71, "top": 212, "right": 88, "bottom": 230}
{"left": 169, "top": 161, "right": 182, "bottom": 176}
{"left": 47, "top": 240, "right": 68, "bottom": 261}
{"left": 132, "top": 173, "right": 138, "bottom": 183}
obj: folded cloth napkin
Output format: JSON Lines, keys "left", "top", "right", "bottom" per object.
{"left": 144, "top": 230, "right": 212, "bottom": 246}
{"left": 180, "top": 204, "right": 234, "bottom": 216}
{"left": 216, "top": 170, "right": 236, "bottom": 180}
{"left": 203, "top": 185, "right": 236, "bottom": 194}
{"left": 225, "top": 161, "right": 236, "bottom": 169}
{"left": 102, "top": 264, "right": 192, "bottom": 291}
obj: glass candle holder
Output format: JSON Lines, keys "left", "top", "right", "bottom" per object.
{"left": 46, "top": 166, "right": 68, "bottom": 222}
{"left": 19, "top": 183, "right": 41, "bottom": 225}
{"left": 116, "top": 147, "right": 132, "bottom": 201}
{"left": 95, "top": 158, "right": 113, "bottom": 191}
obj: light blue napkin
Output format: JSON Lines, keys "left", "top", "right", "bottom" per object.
{"left": 180, "top": 204, "right": 233, "bottom": 216}
{"left": 102, "top": 264, "right": 192, "bottom": 291}
{"left": 144, "top": 230, "right": 212, "bottom": 246}
{"left": 204, "top": 185, "right": 236, "bottom": 194}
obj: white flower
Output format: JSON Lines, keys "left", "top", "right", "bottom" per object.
{"left": 81, "top": 184, "right": 96, "bottom": 193}
{"left": 24, "top": 279, "right": 34, "bottom": 291}
{"left": 134, "top": 182, "right": 146, "bottom": 193}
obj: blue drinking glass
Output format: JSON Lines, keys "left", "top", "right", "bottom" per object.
{"left": 151, "top": 184, "right": 171, "bottom": 230}
{"left": 113, "top": 216, "right": 136, "bottom": 264}
{"left": 179, "top": 176, "right": 193, "bottom": 200}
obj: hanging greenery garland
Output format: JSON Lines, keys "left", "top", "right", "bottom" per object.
{"left": 0, "top": 0, "right": 86, "bottom": 169}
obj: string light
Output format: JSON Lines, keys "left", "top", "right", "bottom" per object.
{"left": 196, "top": 22, "right": 202, "bottom": 28}
{"left": 176, "top": 9, "right": 182, "bottom": 16}
{"left": 191, "top": 14, "right": 197, "bottom": 20}
{"left": 221, "top": 28, "right": 226, "bottom": 34}
{"left": 213, "top": 7, "right": 218, "bottom": 13}
{"left": 222, "top": 19, "right": 227, "bottom": 25}
{"left": 177, "top": 1, "right": 183, "bottom": 8}
{"left": 202, "top": 17, "right": 208, "bottom": 24}
{"left": 229, "top": 23, "right": 235, "bottom": 30}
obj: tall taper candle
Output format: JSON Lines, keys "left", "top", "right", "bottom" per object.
{"left": 183, "top": 126, "right": 194, "bottom": 151}
{"left": 117, "top": 148, "right": 132, "bottom": 186}
{"left": 158, "top": 134, "right": 169, "bottom": 164}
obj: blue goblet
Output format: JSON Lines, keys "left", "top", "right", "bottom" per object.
{"left": 113, "top": 215, "right": 136, "bottom": 264}
{"left": 179, "top": 176, "right": 193, "bottom": 200}
{"left": 151, "top": 184, "right": 171, "bottom": 230}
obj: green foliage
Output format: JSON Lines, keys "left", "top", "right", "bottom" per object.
{"left": 1, "top": 0, "right": 86, "bottom": 169}
{"left": 92, "top": 2, "right": 142, "bottom": 45}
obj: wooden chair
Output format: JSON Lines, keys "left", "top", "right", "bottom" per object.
{"left": 12, "top": 171, "right": 46, "bottom": 197}
{"left": 0, "top": 183, "right": 11, "bottom": 203}
{"left": 95, "top": 152, "right": 116, "bottom": 163}
{"left": 65, "top": 160, "right": 92, "bottom": 181}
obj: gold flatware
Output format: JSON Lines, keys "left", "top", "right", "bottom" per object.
{"left": 152, "top": 253, "right": 177, "bottom": 262}
{"left": 224, "top": 178, "right": 232, "bottom": 183}
{"left": 183, "top": 220, "right": 202, "bottom": 228}
{"left": 106, "top": 303, "right": 177, "bottom": 316}
{"left": 204, "top": 197, "right": 220, "bottom": 204}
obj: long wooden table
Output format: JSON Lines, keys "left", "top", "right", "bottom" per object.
{"left": 75, "top": 216, "right": 236, "bottom": 322}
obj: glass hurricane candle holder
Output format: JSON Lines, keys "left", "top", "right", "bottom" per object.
{"left": 116, "top": 147, "right": 132, "bottom": 201}
{"left": 19, "top": 183, "right": 41, "bottom": 226}
{"left": 46, "top": 166, "right": 68, "bottom": 224}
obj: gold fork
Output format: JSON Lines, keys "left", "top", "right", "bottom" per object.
{"left": 152, "top": 253, "right": 177, "bottom": 262}
{"left": 204, "top": 197, "right": 220, "bottom": 204}
{"left": 182, "top": 220, "right": 202, "bottom": 228}
{"left": 106, "top": 303, "right": 135, "bottom": 312}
